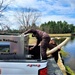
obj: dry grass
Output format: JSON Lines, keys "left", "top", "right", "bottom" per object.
{"left": 29, "top": 34, "right": 36, "bottom": 44}
{"left": 29, "top": 33, "right": 71, "bottom": 44}
{"left": 49, "top": 34, "right": 71, "bottom": 37}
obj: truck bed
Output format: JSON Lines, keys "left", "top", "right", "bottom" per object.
{"left": 0, "top": 60, "right": 47, "bottom": 75}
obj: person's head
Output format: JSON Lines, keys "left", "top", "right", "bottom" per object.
{"left": 32, "top": 32, "right": 37, "bottom": 37}
{"left": 50, "top": 38, "right": 56, "bottom": 44}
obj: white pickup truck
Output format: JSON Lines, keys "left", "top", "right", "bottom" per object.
{"left": 0, "top": 33, "right": 47, "bottom": 75}
{"left": 0, "top": 33, "right": 63, "bottom": 75}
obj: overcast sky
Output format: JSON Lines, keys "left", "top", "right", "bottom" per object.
{"left": 3, "top": 0, "right": 75, "bottom": 29}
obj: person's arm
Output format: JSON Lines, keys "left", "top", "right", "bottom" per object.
{"left": 24, "top": 29, "right": 32, "bottom": 34}
{"left": 29, "top": 39, "right": 40, "bottom": 50}
{"left": 24, "top": 29, "right": 36, "bottom": 34}
{"left": 35, "top": 39, "right": 40, "bottom": 47}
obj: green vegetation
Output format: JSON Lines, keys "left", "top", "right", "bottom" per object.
{"left": 40, "top": 21, "right": 75, "bottom": 34}
{"left": 0, "top": 21, "right": 75, "bottom": 34}
{"left": 60, "top": 49, "right": 69, "bottom": 57}
{"left": 65, "top": 66, "right": 75, "bottom": 75}
{"left": 60, "top": 50, "right": 75, "bottom": 75}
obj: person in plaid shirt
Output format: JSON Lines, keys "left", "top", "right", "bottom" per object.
{"left": 24, "top": 29, "right": 51, "bottom": 60}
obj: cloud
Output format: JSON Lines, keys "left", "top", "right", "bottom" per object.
{"left": 9, "top": 0, "right": 38, "bottom": 8}
{"left": 1, "top": 0, "right": 75, "bottom": 29}
{"left": 41, "top": 15, "right": 75, "bottom": 24}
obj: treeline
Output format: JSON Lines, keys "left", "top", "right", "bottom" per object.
{"left": 0, "top": 21, "right": 75, "bottom": 34}
{"left": 40, "top": 21, "right": 75, "bottom": 34}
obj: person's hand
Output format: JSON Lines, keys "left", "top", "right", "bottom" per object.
{"left": 29, "top": 47, "right": 34, "bottom": 50}
{"left": 25, "top": 47, "right": 33, "bottom": 50}
{"left": 25, "top": 47, "right": 30, "bottom": 50}
{"left": 58, "top": 46, "right": 61, "bottom": 49}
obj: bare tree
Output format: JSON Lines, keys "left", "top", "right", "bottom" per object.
{"left": 31, "top": 12, "right": 41, "bottom": 26}
{"left": 0, "top": 0, "right": 11, "bottom": 32}
{"left": 0, "top": 0, "right": 11, "bottom": 14}
{"left": 15, "top": 8, "right": 41, "bottom": 32}
{"left": 0, "top": 24, "right": 11, "bottom": 32}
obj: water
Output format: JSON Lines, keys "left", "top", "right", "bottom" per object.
{"left": 62, "top": 37, "right": 75, "bottom": 71}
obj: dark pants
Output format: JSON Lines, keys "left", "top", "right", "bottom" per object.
{"left": 40, "top": 37, "right": 50, "bottom": 60}
{"left": 52, "top": 51, "right": 59, "bottom": 63}
{"left": 48, "top": 44, "right": 59, "bottom": 63}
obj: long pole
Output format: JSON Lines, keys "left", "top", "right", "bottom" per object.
{"left": 46, "top": 37, "right": 70, "bottom": 56}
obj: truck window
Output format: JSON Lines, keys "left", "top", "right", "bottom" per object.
{"left": 0, "top": 42, "right": 10, "bottom": 52}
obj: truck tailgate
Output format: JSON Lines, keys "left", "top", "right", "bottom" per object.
{"left": 0, "top": 60, "right": 47, "bottom": 75}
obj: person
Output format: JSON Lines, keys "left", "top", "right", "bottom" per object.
{"left": 24, "top": 29, "right": 51, "bottom": 60}
{"left": 49, "top": 38, "right": 60, "bottom": 63}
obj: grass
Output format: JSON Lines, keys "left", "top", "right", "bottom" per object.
{"left": 29, "top": 33, "right": 71, "bottom": 44}
{"left": 29, "top": 34, "right": 36, "bottom": 44}
{"left": 49, "top": 33, "right": 71, "bottom": 37}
